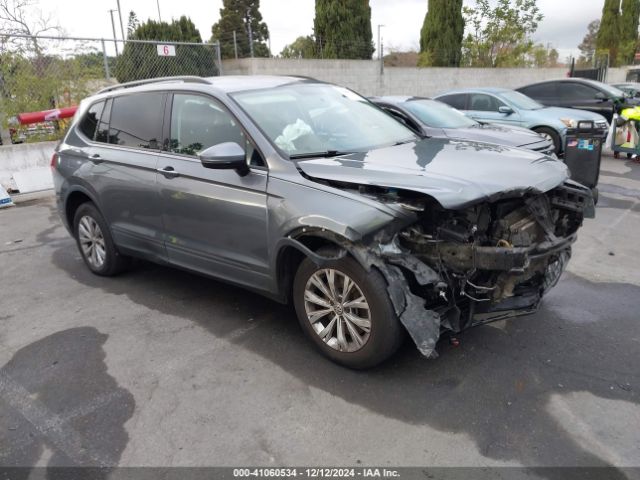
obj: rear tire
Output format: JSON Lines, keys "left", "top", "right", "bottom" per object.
{"left": 293, "top": 247, "right": 404, "bottom": 369}
{"left": 73, "top": 202, "right": 129, "bottom": 276}
{"left": 533, "top": 127, "right": 561, "bottom": 155}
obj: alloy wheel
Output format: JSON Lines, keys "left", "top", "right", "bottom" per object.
{"left": 303, "top": 268, "right": 371, "bottom": 352}
{"left": 78, "top": 215, "right": 106, "bottom": 269}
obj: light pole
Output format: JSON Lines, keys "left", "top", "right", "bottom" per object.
{"left": 116, "top": 0, "right": 125, "bottom": 40}
{"left": 156, "top": 0, "right": 162, "bottom": 22}
{"left": 108, "top": 9, "right": 119, "bottom": 55}
{"left": 378, "top": 24, "right": 385, "bottom": 74}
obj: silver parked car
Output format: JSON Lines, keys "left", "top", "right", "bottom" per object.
{"left": 370, "top": 96, "right": 555, "bottom": 156}
{"left": 53, "top": 76, "right": 594, "bottom": 368}
{"left": 435, "top": 87, "right": 608, "bottom": 155}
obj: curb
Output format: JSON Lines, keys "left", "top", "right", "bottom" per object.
{"left": 9, "top": 189, "right": 55, "bottom": 205}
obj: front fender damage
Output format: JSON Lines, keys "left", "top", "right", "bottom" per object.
{"left": 286, "top": 225, "right": 447, "bottom": 359}
{"left": 347, "top": 234, "right": 445, "bottom": 359}
{"left": 287, "top": 181, "right": 593, "bottom": 359}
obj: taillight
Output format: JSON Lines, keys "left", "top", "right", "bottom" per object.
{"left": 50, "top": 152, "right": 58, "bottom": 169}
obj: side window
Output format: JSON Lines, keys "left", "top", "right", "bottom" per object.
{"left": 108, "top": 93, "right": 164, "bottom": 149}
{"left": 169, "top": 93, "right": 264, "bottom": 166}
{"left": 77, "top": 101, "right": 104, "bottom": 140}
{"left": 95, "top": 99, "right": 111, "bottom": 143}
{"left": 520, "top": 83, "right": 556, "bottom": 99}
{"left": 557, "top": 83, "right": 599, "bottom": 101}
{"left": 438, "top": 94, "right": 468, "bottom": 110}
{"left": 469, "top": 94, "right": 505, "bottom": 112}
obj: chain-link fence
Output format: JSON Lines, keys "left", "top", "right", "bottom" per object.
{"left": 0, "top": 34, "right": 221, "bottom": 143}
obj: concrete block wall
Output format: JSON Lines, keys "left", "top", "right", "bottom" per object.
{"left": 221, "top": 58, "right": 629, "bottom": 98}
{"left": 222, "top": 58, "right": 384, "bottom": 95}
{"left": 0, "top": 141, "right": 56, "bottom": 190}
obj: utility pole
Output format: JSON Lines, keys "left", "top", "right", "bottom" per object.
{"left": 378, "top": 24, "right": 385, "bottom": 74}
{"left": 116, "top": 0, "right": 125, "bottom": 41}
{"left": 247, "top": 8, "right": 254, "bottom": 58}
{"left": 101, "top": 39, "right": 111, "bottom": 79}
{"left": 156, "top": 0, "right": 162, "bottom": 22}
{"left": 233, "top": 30, "right": 238, "bottom": 59}
{"left": 108, "top": 9, "right": 119, "bottom": 55}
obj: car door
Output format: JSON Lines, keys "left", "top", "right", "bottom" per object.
{"left": 465, "top": 93, "right": 522, "bottom": 127}
{"left": 157, "top": 91, "right": 270, "bottom": 290}
{"left": 83, "top": 92, "right": 166, "bottom": 261}
{"left": 556, "top": 82, "right": 614, "bottom": 119}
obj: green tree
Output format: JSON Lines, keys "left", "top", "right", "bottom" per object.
{"left": 461, "top": 0, "right": 543, "bottom": 67}
{"left": 211, "top": 0, "right": 270, "bottom": 59}
{"left": 127, "top": 10, "right": 140, "bottom": 36}
{"left": 619, "top": 0, "right": 640, "bottom": 65}
{"left": 418, "top": 0, "right": 464, "bottom": 67}
{"left": 115, "top": 16, "right": 218, "bottom": 82}
{"left": 596, "top": 0, "right": 621, "bottom": 66}
{"left": 313, "top": 0, "right": 375, "bottom": 59}
{"left": 529, "top": 43, "right": 559, "bottom": 67}
{"left": 280, "top": 36, "right": 316, "bottom": 58}
{"left": 577, "top": 19, "right": 600, "bottom": 67}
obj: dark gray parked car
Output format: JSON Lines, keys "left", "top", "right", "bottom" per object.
{"left": 53, "top": 75, "right": 594, "bottom": 368}
{"left": 517, "top": 78, "right": 640, "bottom": 123}
{"left": 370, "top": 96, "right": 555, "bottom": 156}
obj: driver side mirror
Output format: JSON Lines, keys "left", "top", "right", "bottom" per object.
{"left": 595, "top": 91, "right": 608, "bottom": 101}
{"left": 199, "top": 142, "right": 249, "bottom": 176}
{"left": 498, "top": 106, "right": 514, "bottom": 115}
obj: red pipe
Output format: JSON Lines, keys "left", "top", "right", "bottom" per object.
{"left": 17, "top": 106, "right": 78, "bottom": 125}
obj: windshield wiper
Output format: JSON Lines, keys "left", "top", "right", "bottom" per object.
{"left": 289, "top": 150, "right": 353, "bottom": 160}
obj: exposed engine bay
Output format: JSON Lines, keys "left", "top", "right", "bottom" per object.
{"left": 313, "top": 179, "right": 595, "bottom": 358}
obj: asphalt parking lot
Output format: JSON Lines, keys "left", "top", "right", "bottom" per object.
{"left": 1, "top": 155, "right": 639, "bottom": 475}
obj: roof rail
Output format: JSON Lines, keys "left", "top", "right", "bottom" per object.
{"left": 97, "top": 76, "right": 211, "bottom": 94}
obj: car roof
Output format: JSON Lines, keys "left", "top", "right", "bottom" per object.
{"left": 370, "top": 95, "right": 430, "bottom": 103}
{"left": 205, "top": 75, "right": 319, "bottom": 92}
{"left": 520, "top": 78, "right": 606, "bottom": 88}
{"left": 94, "top": 75, "right": 321, "bottom": 100}
{"left": 436, "top": 87, "right": 512, "bottom": 95}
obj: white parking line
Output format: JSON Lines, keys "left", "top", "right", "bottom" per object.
{"left": 0, "top": 371, "right": 115, "bottom": 466}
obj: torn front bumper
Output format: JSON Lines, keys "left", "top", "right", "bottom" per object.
{"left": 370, "top": 235, "right": 574, "bottom": 359}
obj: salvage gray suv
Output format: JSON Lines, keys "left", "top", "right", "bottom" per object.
{"left": 53, "top": 75, "right": 594, "bottom": 368}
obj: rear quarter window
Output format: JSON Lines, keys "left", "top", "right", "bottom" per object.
{"left": 77, "top": 101, "right": 105, "bottom": 140}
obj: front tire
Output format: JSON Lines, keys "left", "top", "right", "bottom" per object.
{"left": 534, "top": 127, "right": 561, "bottom": 155}
{"left": 73, "top": 202, "right": 129, "bottom": 276}
{"left": 293, "top": 247, "right": 404, "bottom": 369}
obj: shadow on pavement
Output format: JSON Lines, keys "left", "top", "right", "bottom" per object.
{"left": 0, "top": 327, "right": 135, "bottom": 478}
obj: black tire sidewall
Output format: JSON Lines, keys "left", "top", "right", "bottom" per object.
{"left": 292, "top": 251, "right": 403, "bottom": 369}
{"left": 73, "top": 203, "right": 121, "bottom": 276}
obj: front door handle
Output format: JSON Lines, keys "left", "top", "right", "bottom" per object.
{"left": 157, "top": 166, "right": 180, "bottom": 179}
{"left": 89, "top": 153, "right": 103, "bottom": 164}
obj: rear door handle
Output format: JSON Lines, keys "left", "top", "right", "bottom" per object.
{"left": 157, "top": 166, "right": 180, "bottom": 178}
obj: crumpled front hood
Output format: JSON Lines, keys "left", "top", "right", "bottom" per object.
{"left": 297, "top": 137, "right": 569, "bottom": 209}
{"left": 442, "top": 124, "right": 548, "bottom": 148}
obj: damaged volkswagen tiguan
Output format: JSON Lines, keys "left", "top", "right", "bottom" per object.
{"left": 53, "top": 75, "right": 594, "bottom": 369}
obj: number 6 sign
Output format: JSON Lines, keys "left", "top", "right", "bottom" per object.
{"left": 156, "top": 44, "right": 176, "bottom": 56}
